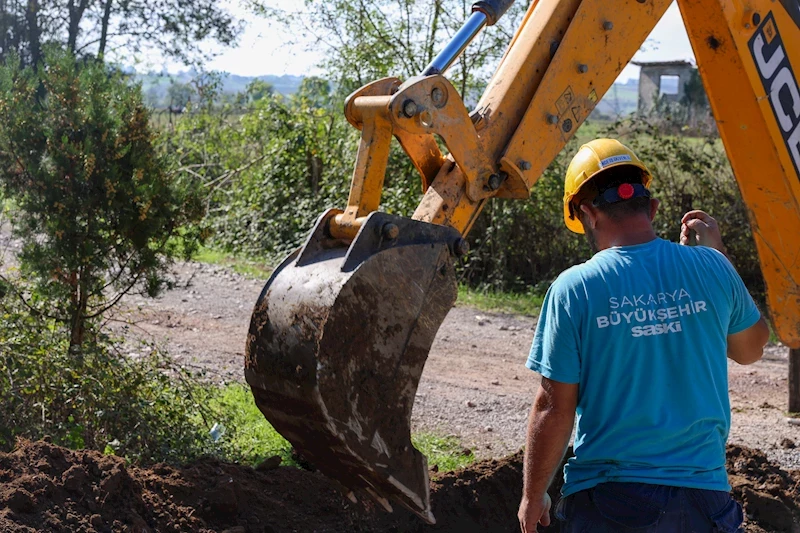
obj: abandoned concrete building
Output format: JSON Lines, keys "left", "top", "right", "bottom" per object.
{"left": 632, "top": 60, "right": 696, "bottom": 112}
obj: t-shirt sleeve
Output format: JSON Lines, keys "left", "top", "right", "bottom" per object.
{"left": 718, "top": 253, "right": 761, "bottom": 335}
{"left": 526, "top": 276, "right": 581, "bottom": 384}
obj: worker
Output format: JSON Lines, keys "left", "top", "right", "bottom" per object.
{"left": 517, "top": 139, "right": 770, "bottom": 532}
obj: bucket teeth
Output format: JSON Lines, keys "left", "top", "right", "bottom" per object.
{"left": 245, "top": 211, "right": 460, "bottom": 524}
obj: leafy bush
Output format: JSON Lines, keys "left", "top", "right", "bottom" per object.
{"left": 167, "top": 80, "right": 422, "bottom": 261}
{"left": 459, "top": 117, "right": 764, "bottom": 309}
{"left": 460, "top": 136, "right": 591, "bottom": 292}
{"left": 0, "top": 282, "right": 213, "bottom": 463}
{"left": 162, "top": 82, "right": 763, "bottom": 309}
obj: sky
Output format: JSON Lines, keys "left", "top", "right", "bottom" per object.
{"left": 182, "top": 0, "right": 695, "bottom": 83}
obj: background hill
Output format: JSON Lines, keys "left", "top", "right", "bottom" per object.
{"left": 136, "top": 71, "right": 638, "bottom": 116}
{"left": 137, "top": 72, "right": 304, "bottom": 107}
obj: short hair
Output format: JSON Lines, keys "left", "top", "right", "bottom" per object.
{"left": 573, "top": 165, "right": 651, "bottom": 223}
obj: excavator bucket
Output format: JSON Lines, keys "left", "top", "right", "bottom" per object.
{"left": 244, "top": 209, "right": 462, "bottom": 524}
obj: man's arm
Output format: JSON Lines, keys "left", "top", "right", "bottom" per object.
{"left": 681, "top": 210, "right": 769, "bottom": 365}
{"left": 727, "top": 316, "right": 769, "bottom": 365}
{"left": 518, "top": 377, "right": 577, "bottom": 533}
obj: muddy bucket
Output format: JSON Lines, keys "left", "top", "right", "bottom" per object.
{"left": 244, "top": 210, "right": 462, "bottom": 523}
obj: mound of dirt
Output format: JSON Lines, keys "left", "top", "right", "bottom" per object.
{"left": 727, "top": 445, "right": 800, "bottom": 532}
{"left": 1, "top": 440, "right": 798, "bottom": 532}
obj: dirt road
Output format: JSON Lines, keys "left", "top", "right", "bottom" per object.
{"left": 112, "top": 260, "right": 800, "bottom": 469}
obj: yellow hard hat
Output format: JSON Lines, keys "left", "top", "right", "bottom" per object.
{"left": 563, "top": 138, "right": 653, "bottom": 234}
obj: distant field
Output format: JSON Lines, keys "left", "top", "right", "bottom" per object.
{"left": 138, "top": 72, "right": 304, "bottom": 107}
{"left": 594, "top": 82, "right": 638, "bottom": 117}
{"left": 137, "top": 70, "right": 640, "bottom": 117}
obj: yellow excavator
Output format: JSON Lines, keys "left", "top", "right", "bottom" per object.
{"left": 244, "top": 0, "right": 800, "bottom": 523}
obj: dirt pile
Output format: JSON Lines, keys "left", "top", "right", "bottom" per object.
{"left": 727, "top": 445, "right": 800, "bottom": 532}
{"left": 1, "top": 440, "right": 798, "bottom": 532}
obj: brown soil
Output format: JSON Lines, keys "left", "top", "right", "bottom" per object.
{"left": 1, "top": 440, "right": 798, "bottom": 532}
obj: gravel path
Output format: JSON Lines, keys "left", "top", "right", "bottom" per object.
{"left": 111, "top": 260, "right": 800, "bottom": 470}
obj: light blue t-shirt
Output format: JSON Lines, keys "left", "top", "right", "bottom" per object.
{"left": 526, "top": 238, "right": 760, "bottom": 496}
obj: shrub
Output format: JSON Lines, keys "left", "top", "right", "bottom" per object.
{"left": 168, "top": 84, "right": 422, "bottom": 261}
{"left": 0, "top": 282, "right": 213, "bottom": 463}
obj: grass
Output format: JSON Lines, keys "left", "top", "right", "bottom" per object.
{"left": 412, "top": 433, "right": 474, "bottom": 472}
{"left": 208, "top": 384, "right": 475, "bottom": 472}
{"left": 457, "top": 285, "right": 543, "bottom": 317}
{"left": 193, "top": 247, "right": 275, "bottom": 279}
{"left": 207, "top": 384, "right": 296, "bottom": 467}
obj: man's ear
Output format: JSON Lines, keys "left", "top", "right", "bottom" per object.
{"left": 579, "top": 203, "right": 599, "bottom": 230}
{"left": 649, "top": 198, "right": 660, "bottom": 222}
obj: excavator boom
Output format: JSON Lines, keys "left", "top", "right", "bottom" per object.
{"left": 246, "top": 0, "right": 800, "bottom": 522}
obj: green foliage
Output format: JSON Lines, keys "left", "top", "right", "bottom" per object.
{"left": 0, "top": 286, "right": 213, "bottom": 463}
{"left": 245, "top": 79, "right": 275, "bottom": 103}
{"left": 0, "top": 0, "right": 240, "bottom": 68}
{"left": 411, "top": 433, "right": 474, "bottom": 472}
{"left": 203, "top": 384, "right": 297, "bottom": 467}
{"left": 0, "top": 49, "right": 205, "bottom": 350}
{"left": 166, "top": 79, "right": 763, "bottom": 308}
{"left": 168, "top": 82, "right": 194, "bottom": 108}
{"left": 167, "top": 79, "right": 421, "bottom": 261}
{"left": 460, "top": 135, "right": 593, "bottom": 292}
{"left": 457, "top": 286, "right": 543, "bottom": 317}
{"left": 266, "top": 0, "right": 526, "bottom": 98}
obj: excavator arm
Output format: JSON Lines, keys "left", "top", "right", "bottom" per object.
{"left": 245, "top": 0, "right": 800, "bottom": 523}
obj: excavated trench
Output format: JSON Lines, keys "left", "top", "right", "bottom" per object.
{"left": 0, "top": 439, "right": 798, "bottom": 532}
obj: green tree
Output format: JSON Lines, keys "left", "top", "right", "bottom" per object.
{"left": 261, "top": 0, "right": 526, "bottom": 97}
{"left": 246, "top": 79, "right": 274, "bottom": 103}
{"left": 295, "top": 76, "right": 331, "bottom": 108}
{"left": 0, "top": 0, "right": 241, "bottom": 68}
{"left": 0, "top": 49, "right": 205, "bottom": 351}
{"left": 167, "top": 81, "right": 194, "bottom": 108}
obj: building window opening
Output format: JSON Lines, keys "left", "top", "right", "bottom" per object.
{"left": 659, "top": 75, "right": 680, "bottom": 96}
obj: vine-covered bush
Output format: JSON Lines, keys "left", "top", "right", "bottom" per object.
{"left": 0, "top": 282, "right": 214, "bottom": 462}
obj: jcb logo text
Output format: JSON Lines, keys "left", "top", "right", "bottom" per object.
{"left": 749, "top": 12, "right": 800, "bottom": 180}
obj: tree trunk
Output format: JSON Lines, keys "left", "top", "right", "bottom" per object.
{"left": 69, "top": 307, "right": 86, "bottom": 352}
{"left": 426, "top": 0, "right": 442, "bottom": 66}
{"left": 790, "top": 347, "right": 800, "bottom": 414}
{"left": 25, "top": 0, "right": 41, "bottom": 67}
{"left": 67, "top": 0, "right": 91, "bottom": 52}
{"left": 0, "top": 0, "right": 7, "bottom": 61}
{"left": 68, "top": 269, "right": 88, "bottom": 353}
{"left": 307, "top": 150, "right": 322, "bottom": 195}
{"left": 98, "top": 0, "right": 113, "bottom": 58}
